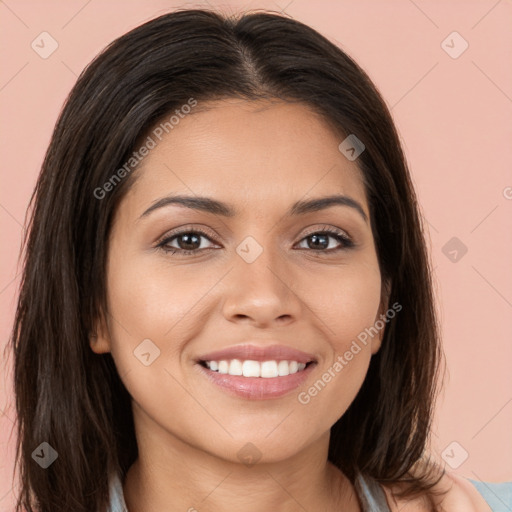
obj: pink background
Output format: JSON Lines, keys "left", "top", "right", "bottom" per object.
{"left": 1, "top": 0, "right": 511, "bottom": 507}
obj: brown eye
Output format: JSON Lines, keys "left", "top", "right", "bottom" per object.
{"left": 156, "top": 226, "right": 354, "bottom": 256}
{"left": 296, "top": 228, "right": 354, "bottom": 252}
{"left": 157, "top": 229, "right": 217, "bottom": 255}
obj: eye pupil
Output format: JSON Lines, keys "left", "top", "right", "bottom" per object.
{"left": 179, "top": 233, "right": 201, "bottom": 250}
{"left": 308, "top": 234, "right": 329, "bottom": 250}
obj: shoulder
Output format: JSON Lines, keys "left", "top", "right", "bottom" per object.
{"left": 380, "top": 470, "right": 494, "bottom": 511}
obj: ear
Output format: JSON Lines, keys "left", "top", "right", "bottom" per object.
{"left": 370, "top": 277, "right": 392, "bottom": 355}
{"left": 89, "top": 309, "right": 112, "bottom": 354}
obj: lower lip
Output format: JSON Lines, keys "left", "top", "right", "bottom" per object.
{"left": 196, "top": 363, "right": 317, "bottom": 400}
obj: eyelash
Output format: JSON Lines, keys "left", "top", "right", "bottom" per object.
{"left": 155, "top": 225, "right": 355, "bottom": 256}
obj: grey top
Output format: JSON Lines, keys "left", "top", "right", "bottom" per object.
{"left": 353, "top": 473, "right": 391, "bottom": 511}
{"left": 108, "top": 473, "right": 127, "bottom": 512}
{"left": 107, "top": 471, "right": 512, "bottom": 511}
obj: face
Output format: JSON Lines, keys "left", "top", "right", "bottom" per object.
{"left": 91, "top": 98, "right": 388, "bottom": 464}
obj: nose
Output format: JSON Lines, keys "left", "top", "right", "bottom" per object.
{"left": 221, "top": 240, "right": 303, "bottom": 328}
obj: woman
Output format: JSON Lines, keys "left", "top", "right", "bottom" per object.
{"left": 8, "top": 8, "right": 510, "bottom": 512}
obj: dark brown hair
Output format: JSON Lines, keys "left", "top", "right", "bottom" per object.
{"left": 7, "top": 7, "right": 446, "bottom": 511}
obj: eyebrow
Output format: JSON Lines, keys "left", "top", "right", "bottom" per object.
{"left": 139, "top": 194, "right": 368, "bottom": 223}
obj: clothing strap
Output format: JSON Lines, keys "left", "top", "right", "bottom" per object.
{"left": 353, "top": 473, "right": 391, "bottom": 512}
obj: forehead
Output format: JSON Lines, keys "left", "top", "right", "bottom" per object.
{"left": 125, "top": 99, "right": 368, "bottom": 218}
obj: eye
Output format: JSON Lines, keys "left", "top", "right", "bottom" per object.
{"left": 156, "top": 228, "right": 217, "bottom": 255}
{"left": 156, "top": 225, "right": 354, "bottom": 256}
{"left": 295, "top": 226, "right": 354, "bottom": 253}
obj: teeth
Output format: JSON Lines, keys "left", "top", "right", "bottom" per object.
{"left": 204, "top": 359, "right": 308, "bottom": 377}
{"left": 278, "top": 360, "right": 290, "bottom": 376}
{"left": 261, "top": 361, "right": 277, "bottom": 378}
{"left": 229, "top": 359, "right": 243, "bottom": 375}
{"left": 242, "top": 360, "right": 260, "bottom": 377}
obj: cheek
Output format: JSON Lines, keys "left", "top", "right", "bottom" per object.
{"left": 103, "top": 251, "right": 220, "bottom": 393}
{"left": 105, "top": 252, "right": 201, "bottom": 347}
{"left": 297, "top": 351, "right": 371, "bottom": 436}
{"left": 304, "top": 258, "right": 383, "bottom": 351}
{"left": 296, "top": 298, "right": 380, "bottom": 434}
{"left": 103, "top": 254, "right": 205, "bottom": 440}
{"left": 289, "top": 259, "right": 383, "bottom": 425}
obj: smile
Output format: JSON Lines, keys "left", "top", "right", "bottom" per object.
{"left": 202, "top": 359, "right": 310, "bottom": 377}
{"left": 196, "top": 359, "right": 317, "bottom": 400}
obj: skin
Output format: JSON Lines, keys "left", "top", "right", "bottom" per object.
{"left": 90, "top": 99, "right": 488, "bottom": 512}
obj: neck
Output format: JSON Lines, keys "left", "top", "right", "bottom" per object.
{"left": 122, "top": 406, "right": 361, "bottom": 512}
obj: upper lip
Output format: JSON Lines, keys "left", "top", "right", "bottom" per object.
{"left": 196, "top": 344, "right": 317, "bottom": 364}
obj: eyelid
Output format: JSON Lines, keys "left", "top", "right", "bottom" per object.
{"left": 300, "top": 224, "right": 352, "bottom": 240}
{"left": 154, "top": 224, "right": 219, "bottom": 246}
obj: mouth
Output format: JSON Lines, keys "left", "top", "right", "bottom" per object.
{"left": 195, "top": 357, "right": 317, "bottom": 400}
{"left": 194, "top": 343, "right": 318, "bottom": 399}
{"left": 198, "top": 359, "right": 316, "bottom": 377}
